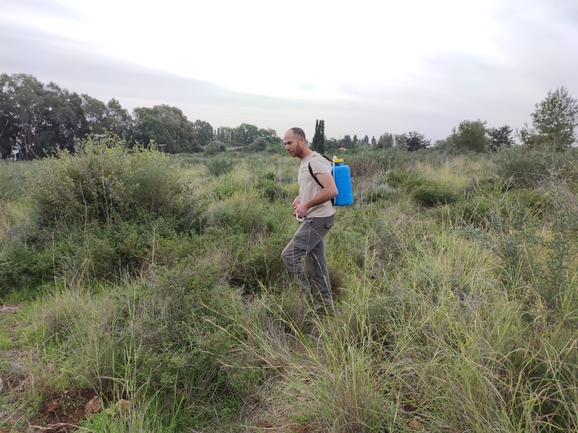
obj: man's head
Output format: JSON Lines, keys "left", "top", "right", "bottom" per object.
{"left": 284, "top": 127, "right": 310, "bottom": 159}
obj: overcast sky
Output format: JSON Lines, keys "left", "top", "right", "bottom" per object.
{"left": 1, "top": 0, "right": 577, "bottom": 142}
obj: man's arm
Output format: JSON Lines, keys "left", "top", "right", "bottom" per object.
{"left": 294, "top": 172, "right": 337, "bottom": 218}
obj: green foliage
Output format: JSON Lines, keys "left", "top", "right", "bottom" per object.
{"left": 4, "top": 149, "right": 578, "bottom": 432}
{"left": 311, "top": 119, "right": 325, "bottom": 154}
{"left": 0, "top": 73, "right": 89, "bottom": 158}
{"left": 132, "top": 105, "right": 200, "bottom": 153}
{"left": 82, "top": 95, "right": 131, "bottom": 137}
{"left": 492, "top": 146, "right": 578, "bottom": 188}
{"left": 520, "top": 86, "right": 578, "bottom": 151}
{"left": 27, "top": 135, "right": 186, "bottom": 227}
{"left": 411, "top": 180, "right": 460, "bottom": 206}
{"left": 192, "top": 119, "right": 214, "bottom": 146}
{"left": 403, "top": 131, "right": 431, "bottom": 151}
{"left": 0, "top": 236, "right": 56, "bottom": 293}
{"left": 488, "top": 125, "right": 514, "bottom": 151}
{"left": 249, "top": 137, "right": 268, "bottom": 152}
{"left": 0, "top": 160, "right": 36, "bottom": 202}
{"left": 0, "top": 73, "right": 283, "bottom": 166}
{"left": 257, "top": 172, "right": 288, "bottom": 202}
{"left": 204, "top": 156, "right": 235, "bottom": 177}
{"left": 0, "top": 134, "right": 204, "bottom": 296}
{"left": 234, "top": 123, "right": 259, "bottom": 146}
{"left": 451, "top": 119, "right": 490, "bottom": 153}
{"left": 374, "top": 132, "right": 394, "bottom": 149}
{"left": 204, "top": 141, "right": 226, "bottom": 155}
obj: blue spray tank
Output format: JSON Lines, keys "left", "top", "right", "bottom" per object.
{"left": 332, "top": 156, "right": 354, "bottom": 206}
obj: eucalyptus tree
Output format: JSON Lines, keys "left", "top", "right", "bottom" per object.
{"left": 132, "top": 105, "right": 199, "bottom": 153}
{"left": 235, "top": 123, "right": 259, "bottom": 146}
{"left": 193, "top": 120, "right": 214, "bottom": 146}
{"left": 81, "top": 95, "right": 132, "bottom": 138}
{"left": 81, "top": 94, "right": 108, "bottom": 134}
{"left": 0, "top": 73, "right": 46, "bottom": 158}
{"left": 0, "top": 73, "right": 88, "bottom": 158}
{"left": 104, "top": 98, "right": 132, "bottom": 137}
{"left": 39, "top": 81, "right": 88, "bottom": 155}
{"left": 258, "top": 127, "right": 280, "bottom": 145}
{"left": 215, "top": 126, "right": 234, "bottom": 145}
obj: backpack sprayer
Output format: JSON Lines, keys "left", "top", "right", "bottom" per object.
{"left": 331, "top": 156, "right": 353, "bottom": 206}
{"left": 297, "top": 155, "right": 353, "bottom": 223}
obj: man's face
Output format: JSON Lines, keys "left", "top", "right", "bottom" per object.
{"left": 284, "top": 130, "right": 304, "bottom": 158}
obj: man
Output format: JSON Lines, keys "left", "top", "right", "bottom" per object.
{"left": 281, "top": 127, "right": 338, "bottom": 314}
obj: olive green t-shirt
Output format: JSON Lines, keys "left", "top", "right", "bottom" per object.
{"left": 298, "top": 152, "right": 336, "bottom": 218}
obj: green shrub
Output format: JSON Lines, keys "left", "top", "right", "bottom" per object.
{"left": 0, "top": 160, "right": 36, "bottom": 201}
{"left": 0, "top": 239, "right": 56, "bottom": 295}
{"left": 447, "top": 194, "right": 493, "bottom": 226}
{"left": 206, "top": 192, "right": 282, "bottom": 236}
{"left": 492, "top": 146, "right": 578, "bottom": 188}
{"left": 208, "top": 176, "right": 246, "bottom": 201}
{"left": 385, "top": 169, "right": 425, "bottom": 191}
{"left": 204, "top": 142, "right": 226, "bottom": 155}
{"left": 257, "top": 173, "right": 288, "bottom": 202}
{"left": 227, "top": 234, "right": 287, "bottom": 292}
{"left": 204, "top": 156, "right": 235, "bottom": 177}
{"left": 27, "top": 135, "right": 185, "bottom": 227}
{"left": 365, "top": 183, "right": 397, "bottom": 203}
{"left": 0, "top": 136, "right": 209, "bottom": 297}
{"left": 411, "top": 180, "right": 460, "bottom": 206}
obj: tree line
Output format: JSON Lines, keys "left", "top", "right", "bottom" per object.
{"left": 311, "top": 87, "right": 578, "bottom": 154}
{"left": 444, "top": 88, "right": 578, "bottom": 153}
{"left": 2, "top": 73, "right": 577, "bottom": 159}
{"left": 0, "top": 73, "right": 282, "bottom": 159}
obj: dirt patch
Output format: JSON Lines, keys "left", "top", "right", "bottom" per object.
{"left": 0, "top": 305, "right": 105, "bottom": 433}
{"left": 0, "top": 305, "right": 20, "bottom": 314}
{"left": 29, "top": 388, "right": 108, "bottom": 433}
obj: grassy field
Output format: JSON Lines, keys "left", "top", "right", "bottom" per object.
{"left": 1, "top": 136, "right": 578, "bottom": 432}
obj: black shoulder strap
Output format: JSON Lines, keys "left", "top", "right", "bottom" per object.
{"left": 308, "top": 154, "right": 332, "bottom": 187}
{"left": 308, "top": 162, "right": 323, "bottom": 188}
{"left": 308, "top": 154, "right": 335, "bottom": 205}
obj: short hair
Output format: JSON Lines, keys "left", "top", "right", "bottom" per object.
{"left": 289, "top": 127, "right": 306, "bottom": 141}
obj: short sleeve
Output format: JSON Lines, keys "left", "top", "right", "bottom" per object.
{"left": 309, "top": 155, "right": 331, "bottom": 175}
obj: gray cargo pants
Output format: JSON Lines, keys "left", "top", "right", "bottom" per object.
{"left": 281, "top": 214, "right": 335, "bottom": 309}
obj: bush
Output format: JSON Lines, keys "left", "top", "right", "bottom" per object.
{"left": 0, "top": 135, "right": 206, "bottom": 297}
{"left": 492, "top": 146, "right": 578, "bottom": 188}
{"left": 204, "top": 142, "right": 226, "bottom": 155}
{"left": 411, "top": 180, "right": 460, "bottom": 206}
{"left": 257, "top": 172, "right": 288, "bottom": 202}
{"left": 204, "top": 156, "right": 235, "bottom": 177}
{"left": 0, "top": 160, "right": 36, "bottom": 202}
{"left": 27, "top": 135, "right": 185, "bottom": 227}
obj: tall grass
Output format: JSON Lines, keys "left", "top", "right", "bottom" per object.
{"left": 2, "top": 145, "right": 578, "bottom": 432}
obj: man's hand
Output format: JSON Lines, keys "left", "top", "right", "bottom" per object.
{"left": 292, "top": 196, "right": 300, "bottom": 211}
{"left": 294, "top": 202, "right": 310, "bottom": 219}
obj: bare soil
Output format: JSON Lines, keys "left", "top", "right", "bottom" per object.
{"left": 1, "top": 305, "right": 107, "bottom": 432}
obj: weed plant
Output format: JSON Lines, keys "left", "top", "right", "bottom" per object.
{"left": 2, "top": 144, "right": 578, "bottom": 432}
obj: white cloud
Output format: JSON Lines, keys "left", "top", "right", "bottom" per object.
{"left": 1, "top": 0, "right": 578, "bottom": 140}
